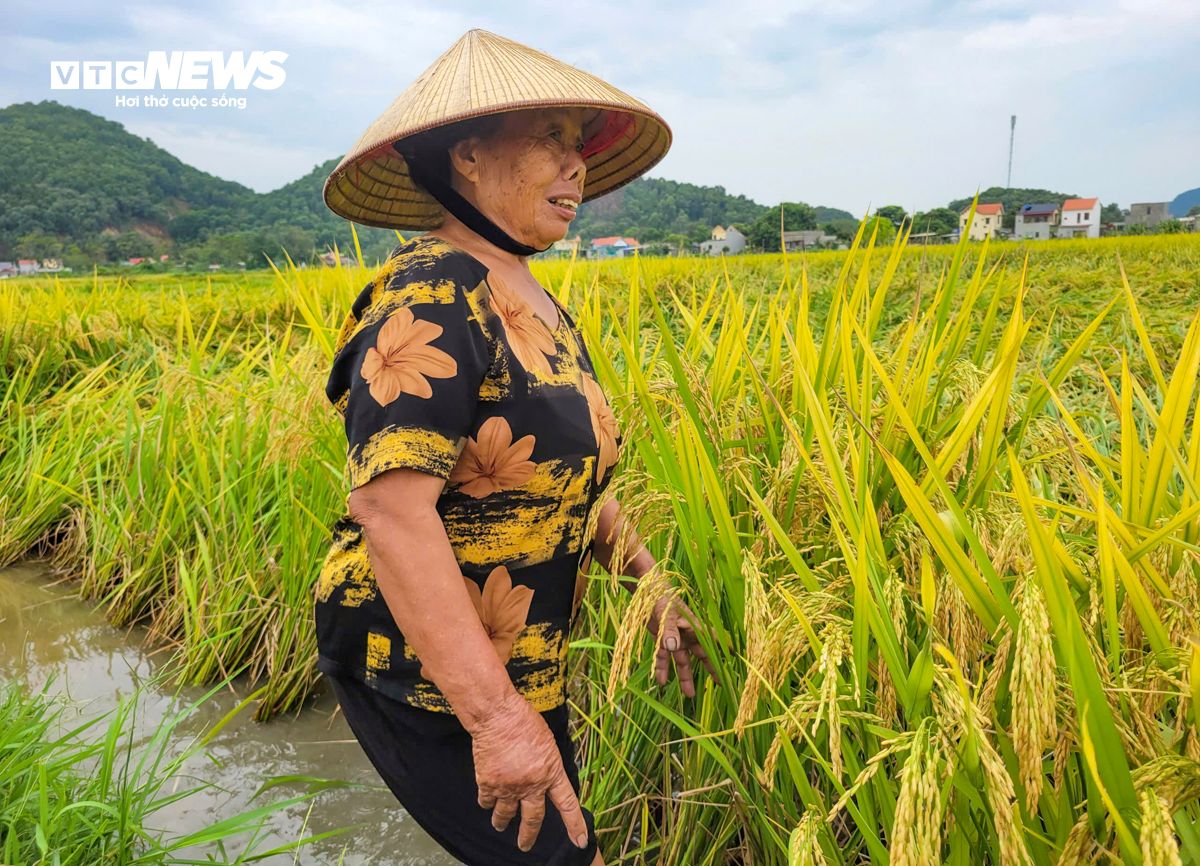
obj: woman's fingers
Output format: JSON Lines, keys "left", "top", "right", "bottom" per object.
{"left": 492, "top": 798, "right": 519, "bottom": 832}
{"left": 672, "top": 648, "right": 695, "bottom": 697}
{"left": 678, "top": 619, "right": 721, "bottom": 685}
{"left": 655, "top": 639, "right": 672, "bottom": 686}
{"left": 547, "top": 770, "right": 590, "bottom": 849}
{"left": 517, "top": 796, "right": 546, "bottom": 852}
{"left": 659, "top": 607, "right": 682, "bottom": 653}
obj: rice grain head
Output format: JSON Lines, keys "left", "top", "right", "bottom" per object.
{"left": 1011, "top": 576, "right": 1057, "bottom": 810}
{"left": 889, "top": 717, "right": 943, "bottom": 866}
{"left": 1139, "top": 788, "right": 1182, "bottom": 866}
{"left": 787, "top": 810, "right": 828, "bottom": 866}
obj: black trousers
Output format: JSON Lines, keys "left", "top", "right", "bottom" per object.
{"left": 327, "top": 673, "right": 599, "bottom": 866}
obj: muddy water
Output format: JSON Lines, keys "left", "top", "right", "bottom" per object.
{"left": 0, "top": 561, "right": 457, "bottom": 865}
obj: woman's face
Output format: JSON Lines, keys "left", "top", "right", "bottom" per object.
{"left": 449, "top": 107, "right": 588, "bottom": 250}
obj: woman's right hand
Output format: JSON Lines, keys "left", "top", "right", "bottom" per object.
{"left": 469, "top": 692, "right": 590, "bottom": 852}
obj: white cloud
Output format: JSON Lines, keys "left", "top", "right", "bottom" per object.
{"left": 122, "top": 120, "right": 331, "bottom": 192}
{"left": 4, "top": 0, "right": 1198, "bottom": 214}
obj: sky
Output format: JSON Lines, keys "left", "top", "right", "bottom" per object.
{"left": 3, "top": 0, "right": 1198, "bottom": 217}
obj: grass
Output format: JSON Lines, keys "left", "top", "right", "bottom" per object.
{"left": 0, "top": 675, "right": 344, "bottom": 864}
{"left": 2, "top": 222, "right": 1200, "bottom": 862}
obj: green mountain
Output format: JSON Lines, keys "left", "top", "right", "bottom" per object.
{"left": 0, "top": 100, "right": 843, "bottom": 266}
{"left": 0, "top": 100, "right": 252, "bottom": 237}
{"left": 1169, "top": 187, "right": 1200, "bottom": 217}
{"left": 570, "top": 177, "right": 768, "bottom": 244}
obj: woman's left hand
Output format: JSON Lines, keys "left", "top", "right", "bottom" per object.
{"left": 646, "top": 595, "right": 719, "bottom": 698}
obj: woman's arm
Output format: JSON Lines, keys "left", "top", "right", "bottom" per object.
{"left": 589, "top": 495, "right": 718, "bottom": 696}
{"left": 590, "top": 495, "right": 653, "bottom": 590}
{"left": 348, "top": 469, "right": 590, "bottom": 853}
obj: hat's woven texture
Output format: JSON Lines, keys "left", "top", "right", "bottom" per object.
{"left": 323, "top": 29, "right": 672, "bottom": 230}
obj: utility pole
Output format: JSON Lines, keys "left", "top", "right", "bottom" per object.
{"left": 1006, "top": 115, "right": 1016, "bottom": 192}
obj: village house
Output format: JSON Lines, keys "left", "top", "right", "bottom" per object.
{"left": 546, "top": 235, "right": 581, "bottom": 259}
{"left": 959, "top": 204, "right": 1003, "bottom": 241}
{"left": 318, "top": 250, "right": 355, "bottom": 267}
{"left": 18, "top": 259, "right": 40, "bottom": 275}
{"left": 0, "top": 262, "right": 17, "bottom": 277}
{"left": 589, "top": 236, "right": 639, "bottom": 259}
{"left": 781, "top": 230, "right": 837, "bottom": 252}
{"left": 1014, "top": 203, "right": 1060, "bottom": 241}
{"left": 1058, "top": 198, "right": 1101, "bottom": 239}
{"left": 1126, "top": 202, "right": 1171, "bottom": 229}
{"left": 699, "top": 225, "right": 747, "bottom": 255}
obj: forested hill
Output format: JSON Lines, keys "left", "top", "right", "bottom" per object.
{"left": 0, "top": 100, "right": 794, "bottom": 266}
{"left": 0, "top": 100, "right": 254, "bottom": 236}
{"left": 572, "top": 178, "right": 767, "bottom": 243}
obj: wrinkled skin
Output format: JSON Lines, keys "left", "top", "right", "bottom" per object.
{"left": 449, "top": 107, "right": 588, "bottom": 252}
{"left": 471, "top": 691, "right": 590, "bottom": 854}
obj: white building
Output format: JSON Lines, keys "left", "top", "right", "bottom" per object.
{"left": 1058, "top": 198, "right": 1101, "bottom": 239}
{"left": 699, "top": 225, "right": 747, "bottom": 255}
{"left": 1014, "top": 203, "right": 1060, "bottom": 241}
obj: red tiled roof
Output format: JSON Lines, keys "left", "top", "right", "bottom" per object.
{"left": 964, "top": 203, "right": 1003, "bottom": 216}
{"left": 1062, "top": 198, "right": 1098, "bottom": 211}
{"left": 591, "top": 236, "right": 624, "bottom": 246}
{"left": 623, "top": 238, "right": 639, "bottom": 246}
{"left": 18, "top": 259, "right": 37, "bottom": 264}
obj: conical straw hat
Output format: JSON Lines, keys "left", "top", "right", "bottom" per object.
{"left": 323, "top": 29, "right": 672, "bottom": 231}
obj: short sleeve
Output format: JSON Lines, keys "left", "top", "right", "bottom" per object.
{"left": 333, "top": 273, "right": 492, "bottom": 491}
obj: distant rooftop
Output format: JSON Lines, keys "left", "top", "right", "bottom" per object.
{"left": 1062, "top": 198, "right": 1099, "bottom": 211}
{"left": 1020, "top": 203, "right": 1059, "bottom": 216}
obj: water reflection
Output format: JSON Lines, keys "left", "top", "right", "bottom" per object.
{"left": 0, "top": 561, "right": 456, "bottom": 865}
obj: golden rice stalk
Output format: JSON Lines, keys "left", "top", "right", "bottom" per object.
{"left": 743, "top": 549, "right": 771, "bottom": 678}
{"left": 889, "top": 717, "right": 943, "bottom": 866}
{"left": 1166, "top": 551, "right": 1200, "bottom": 647}
{"left": 1057, "top": 814, "right": 1097, "bottom": 866}
{"left": 933, "top": 665, "right": 1034, "bottom": 866}
{"left": 763, "top": 692, "right": 820, "bottom": 782}
{"left": 980, "top": 735, "right": 1035, "bottom": 866}
{"left": 736, "top": 607, "right": 814, "bottom": 733}
{"left": 877, "top": 568, "right": 906, "bottom": 727}
{"left": 1011, "top": 576, "right": 1057, "bottom": 811}
{"left": 787, "top": 810, "right": 828, "bottom": 866}
{"left": 812, "top": 624, "right": 854, "bottom": 779}
{"left": 1138, "top": 788, "right": 1182, "bottom": 866}
{"left": 734, "top": 549, "right": 775, "bottom": 733}
{"left": 1133, "top": 755, "right": 1200, "bottom": 813}
{"left": 828, "top": 731, "right": 916, "bottom": 822}
{"left": 979, "top": 628, "right": 1013, "bottom": 721}
{"left": 935, "top": 570, "right": 988, "bottom": 675}
{"left": 607, "top": 563, "right": 676, "bottom": 701}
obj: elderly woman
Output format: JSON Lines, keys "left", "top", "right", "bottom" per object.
{"left": 316, "top": 29, "right": 715, "bottom": 866}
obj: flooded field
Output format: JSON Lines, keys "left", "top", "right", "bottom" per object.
{"left": 0, "top": 561, "right": 458, "bottom": 866}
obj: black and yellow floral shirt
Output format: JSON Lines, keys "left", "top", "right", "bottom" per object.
{"left": 315, "top": 236, "right": 620, "bottom": 713}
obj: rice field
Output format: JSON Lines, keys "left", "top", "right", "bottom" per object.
{"left": 3, "top": 224, "right": 1200, "bottom": 865}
